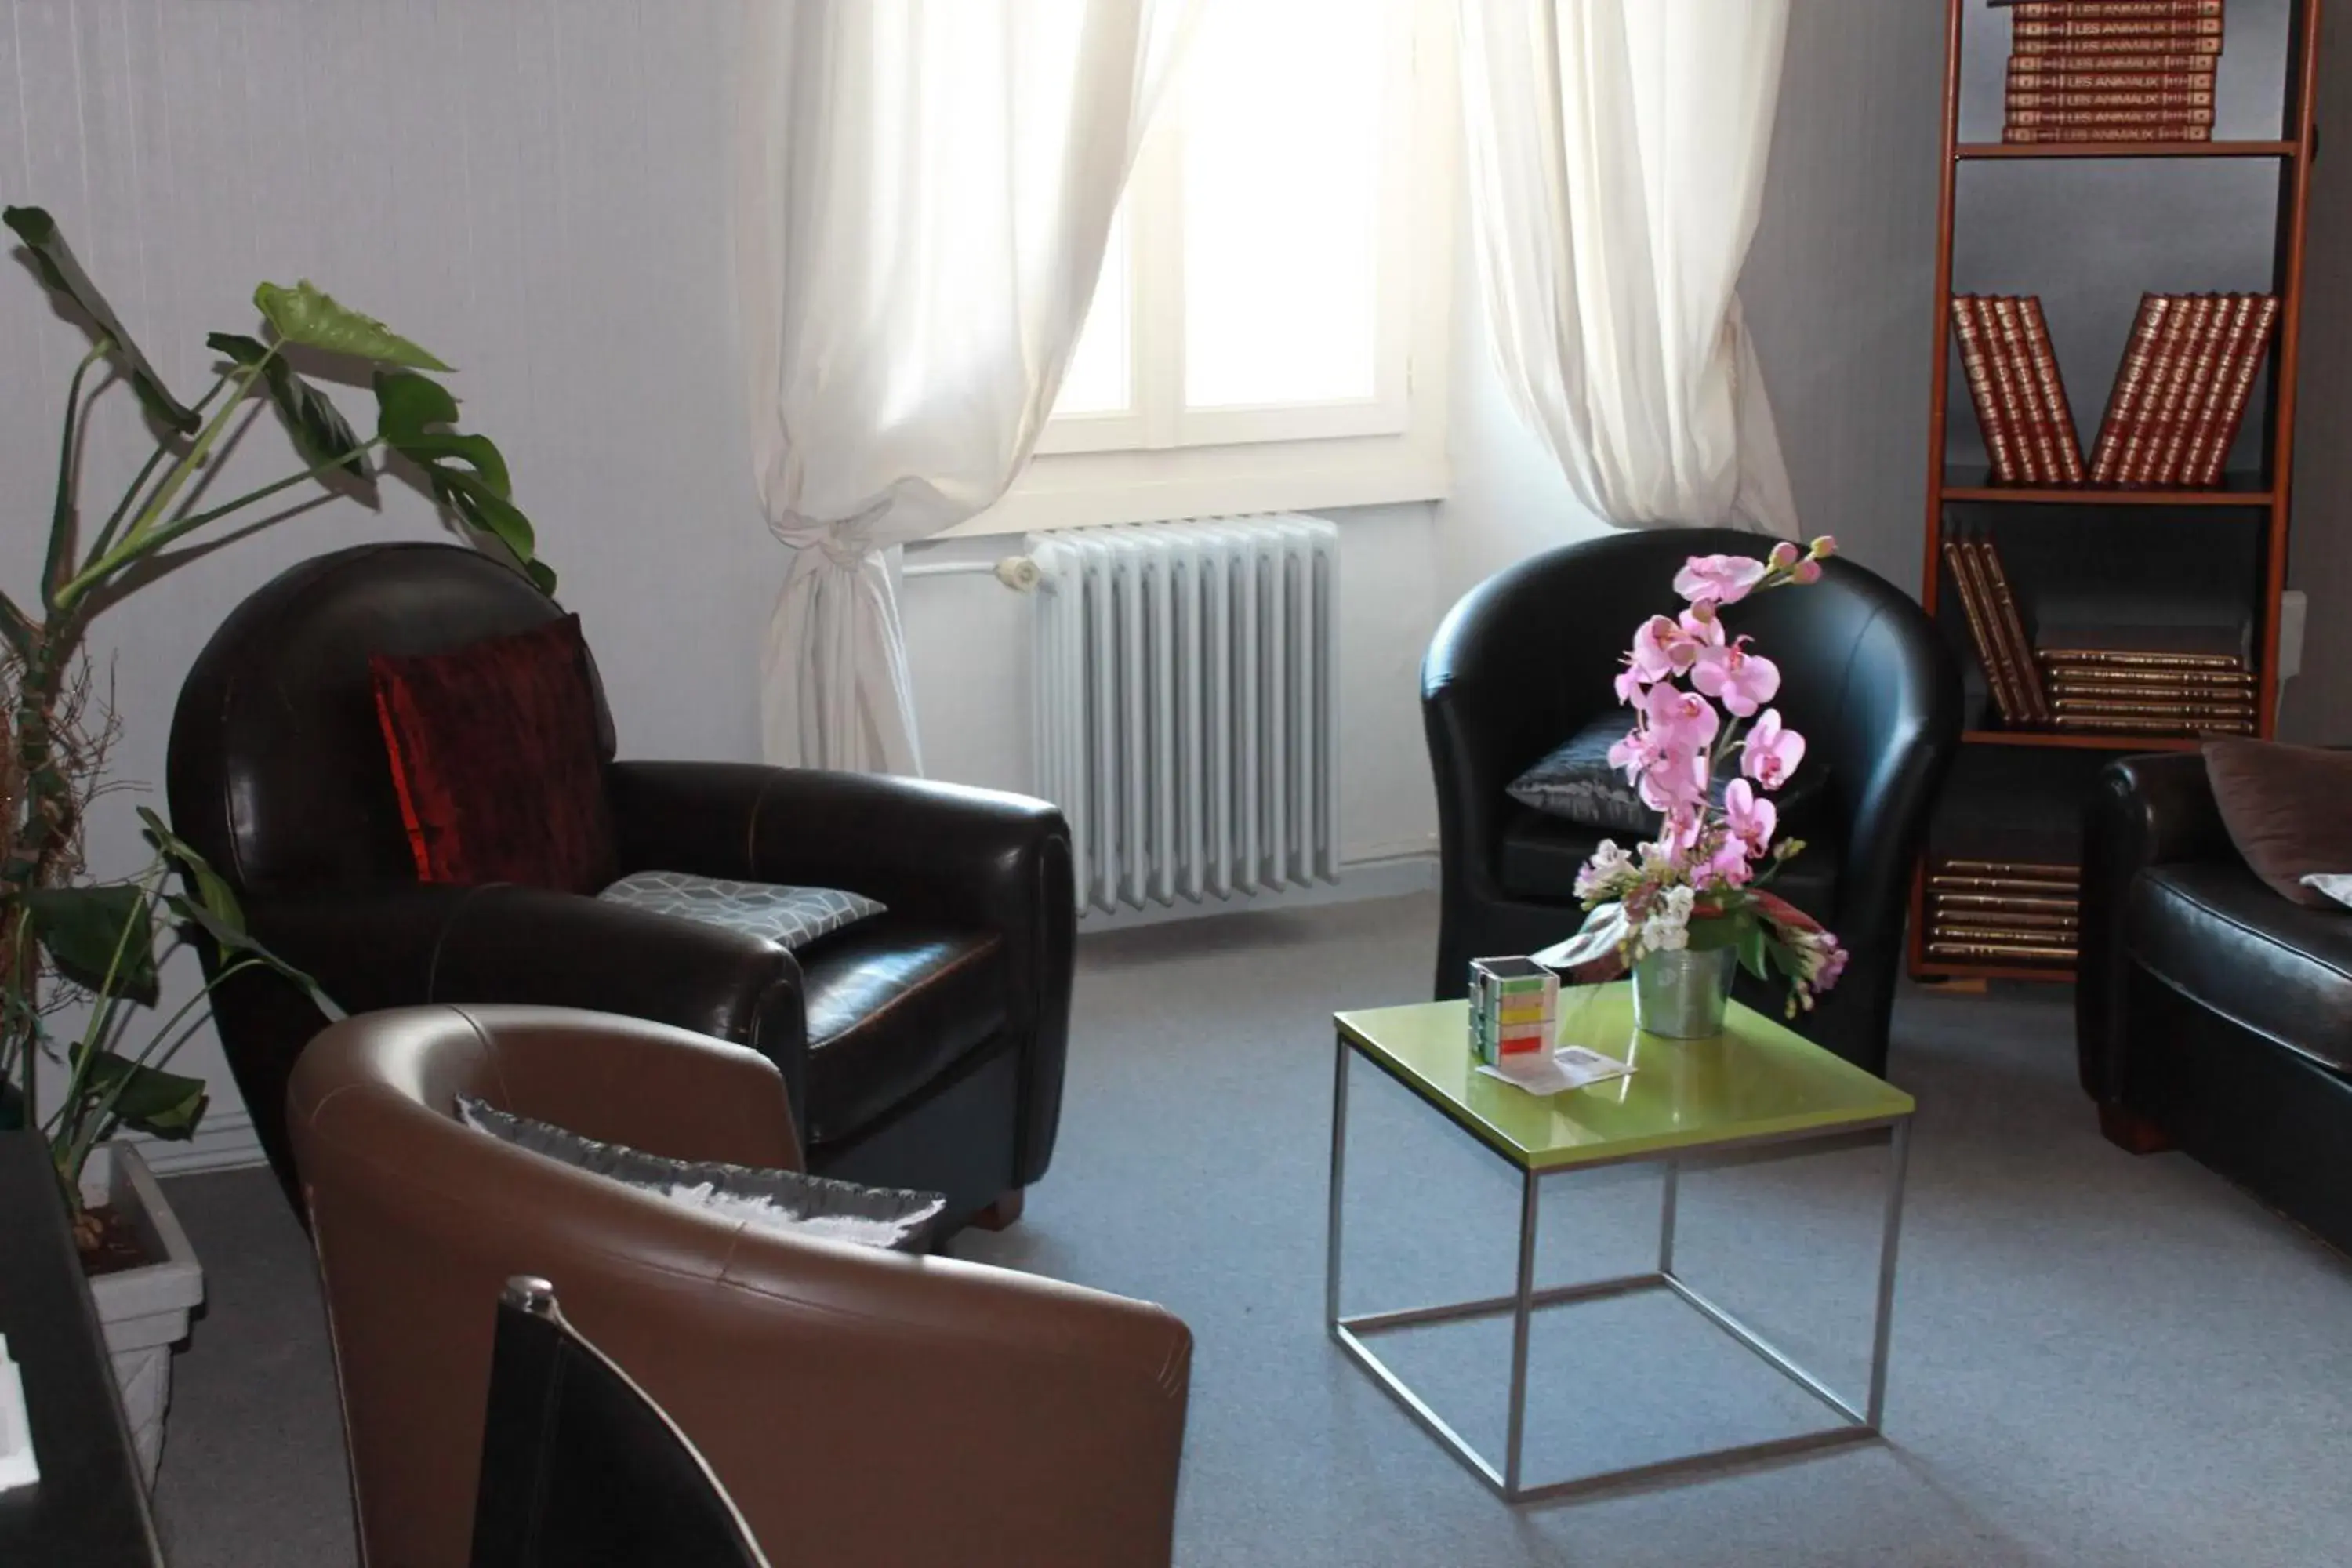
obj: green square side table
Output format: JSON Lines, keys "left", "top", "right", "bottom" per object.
{"left": 1327, "top": 985, "right": 1915, "bottom": 1503}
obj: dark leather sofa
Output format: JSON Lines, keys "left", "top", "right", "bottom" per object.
{"left": 1422, "top": 528, "right": 1962, "bottom": 1076}
{"left": 167, "top": 542, "right": 1073, "bottom": 1231}
{"left": 2078, "top": 753, "right": 2352, "bottom": 1254}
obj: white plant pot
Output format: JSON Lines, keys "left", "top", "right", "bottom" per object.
{"left": 76, "top": 1141, "right": 205, "bottom": 1488}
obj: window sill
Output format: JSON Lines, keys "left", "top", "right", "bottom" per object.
{"left": 953, "top": 434, "right": 1448, "bottom": 536}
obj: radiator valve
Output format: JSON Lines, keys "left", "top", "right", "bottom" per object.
{"left": 994, "top": 556, "right": 1044, "bottom": 593}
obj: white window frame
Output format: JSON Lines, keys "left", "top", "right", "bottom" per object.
{"left": 953, "top": 0, "right": 1455, "bottom": 537}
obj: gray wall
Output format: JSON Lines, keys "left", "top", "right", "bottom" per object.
{"left": 1740, "top": 0, "right": 1947, "bottom": 590}
{"left": 2285, "top": 0, "right": 2352, "bottom": 742}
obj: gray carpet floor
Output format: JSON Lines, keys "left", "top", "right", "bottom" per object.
{"left": 151, "top": 892, "right": 2352, "bottom": 1566}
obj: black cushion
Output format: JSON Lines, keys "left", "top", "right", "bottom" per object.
{"left": 1494, "top": 804, "right": 1841, "bottom": 924}
{"left": 1507, "top": 711, "right": 1829, "bottom": 832}
{"left": 2125, "top": 859, "right": 2352, "bottom": 1078}
{"left": 798, "top": 916, "right": 1007, "bottom": 1145}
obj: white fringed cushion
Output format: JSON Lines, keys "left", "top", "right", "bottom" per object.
{"left": 597, "top": 870, "right": 883, "bottom": 951}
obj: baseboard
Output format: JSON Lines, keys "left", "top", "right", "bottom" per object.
{"left": 136, "top": 1109, "right": 269, "bottom": 1178}
{"left": 1076, "top": 849, "right": 1438, "bottom": 934}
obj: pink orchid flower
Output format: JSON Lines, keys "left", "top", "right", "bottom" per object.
{"left": 1722, "top": 778, "right": 1777, "bottom": 854}
{"left": 1627, "top": 615, "right": 1684, "bottom": 682}
{"left": 1704, "top": 835, "right": 1755, "bottom": 887}
{"left": 1690, "top": 639, "right": 1780, "bottom": 717}
{"left": 1606, "top": 724, "right": 1656, "bottom": 782}
{"left": 1768, "top": 540, "right": 1802, "bottom": 571}
{"left": 1677, "top": 608, "right": 1726, "bottom": 650}
{"left": 1643, "top": 682, "right": 1721, "bottom": 750}
{"left": 1671, "top": 554, "right": 1769, "bottom": 608}
{"left": 1740, "top": 707, "right": 1805, "bottom": 790}
{"left": 1637, "top": 747, "right": 1710, "bottom": 814}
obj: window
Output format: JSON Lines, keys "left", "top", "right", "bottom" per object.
{"left": 964, "top": 0, "right": 1453, "bottom": 534}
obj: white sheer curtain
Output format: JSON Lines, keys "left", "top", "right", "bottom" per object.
{"left": 1457, "top": 0, "right": 1798, "bottom": 536}
{"left": 735, "top": 1, "right": 1195, "bottom": 771}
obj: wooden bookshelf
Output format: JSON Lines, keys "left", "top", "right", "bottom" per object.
{"left": 1911, "top": 0, "right": 2322, "bottom": 985}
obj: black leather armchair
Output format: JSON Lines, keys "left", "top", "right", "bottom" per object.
{"left": 166, "top": 542, "right": 1073, "bottom": 1231}
{"left": 2078, "top": 753, "right": 2352, "bottom": 1254}
{"left": 1423, "top": 528, "right": 1962, "bottom": 1075}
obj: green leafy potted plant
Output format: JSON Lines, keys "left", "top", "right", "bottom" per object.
{"left": 0, "top": 204, "right": 552, "bottom": 1483}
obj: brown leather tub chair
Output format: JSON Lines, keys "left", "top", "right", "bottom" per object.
{"left": 169, "top": 541, "right": 1074, "bottom": 1232}
{"left": 289, "top": 1004, "right": 1192, "bottom": 1568}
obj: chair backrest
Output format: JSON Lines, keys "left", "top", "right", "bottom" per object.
{"left": 165, "top": 541, "right": 615, "bottom": 899}
{"left": 472, "top": 1277, "right": 768, "bottom": 1568}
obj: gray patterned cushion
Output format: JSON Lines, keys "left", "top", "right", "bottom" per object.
{"left": 456, "top": 1095, "right": 946, "bottom": 1251}
{"left": 597, "top": 870, "right": 884, "bottom": 951}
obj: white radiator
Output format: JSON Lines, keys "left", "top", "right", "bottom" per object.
{"left": 1029, "top": 516, "right": 1341, "bottom": 915}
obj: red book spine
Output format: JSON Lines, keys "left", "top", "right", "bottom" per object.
{"left": 2010, "top": 19, "right": 2224, "bottom": 49}
{"left": 2176, "top": 293, "right": 2253, "bottom": 488}
{"left": 2018, "top": 297, "right": 2085, "bottom": 484}
{"left": 2005, "top": 85, "right": 2216, "bottom": 113}
{"left": 1945, "top": 539, "right": 2024, "bottom": 724}
{"left": 1971, "top": 538, "right": 2051, "bottom": 726}
{"left": 2089, "top": 294, "right": 2169, "bottom": 484}
{"left": 1952, "top": 297, "right": 2025, "bottom": 484}
{"left": 2150, "top": 292, "right": 2233, "bottom": 486}
{"left": 2007, "top": 65, "right": 2219, "bottom": 91}
{"left": 2002, "top": 122, "right": 2215, "bottom": 143}
{"left": 2011, "top": 0, "right": 2223, "bottom": 17}
{"left": 2118, "top": 296, "right": 2203, "bottom": 487}
{"left": 1987, "top": 297, "right": 2060, "bottom": 483}
{"left": 2005, "top": 103, "right": 2216, "bottom": 128}
{"left": 2194, "top": 295, "right": 2278, "bottom": 487}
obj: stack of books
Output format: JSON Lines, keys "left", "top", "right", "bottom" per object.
{"left": 2002, "top": 1, "right": 2225, "bottom": 145}
{"left": 1943, "top": 529, "right": 2051, "bottom": 726}
{"left": 1951, "top": 294, "right": 2082, "bottom": 485}
{"left": 2085, "top": 291, "right": 2279, "bottom": 487}
{"left": 1924, "top": 857, "right": 2081, "bottom": 968}
{"left": 2037, "top": 624, "right": 2257, "bottom": 735}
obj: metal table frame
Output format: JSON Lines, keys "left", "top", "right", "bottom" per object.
{"left": 1324, "top": 1032, "right": 1913, "bottom": 1504}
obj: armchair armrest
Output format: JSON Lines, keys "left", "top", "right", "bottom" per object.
{"left": 607, "top": 761, "right": 1073, "bottom": 931}
{"left": 247, "top": 884, "right": 810, "bottom": 1113}
{"left": 2078, "top": 753, "right": 2231, "bottom": 1102}
{"left": 607, "top": 762, "right": 1076, "bottom": 1182}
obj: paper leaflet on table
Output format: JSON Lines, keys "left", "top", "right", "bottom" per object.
{"left": 1476, "top": 1044, "right": 1634, "bottom": 1095}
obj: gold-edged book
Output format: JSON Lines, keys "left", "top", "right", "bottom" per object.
{"left": 1934, "top": 857, "right": 2078, "bottom": 880}
{"left": 2047, "top": 676, "right": 2258, "bottom": 701}
{"left": 2039, "top": 648, "right": 2247, "bottom": 672}
{"left": 1926, "top": 940, "right": 2078, "bottom": 965}
{"left": 1927, "top": 908, "right": 2080, "bottom": 934}
{"left": 1927, "top": 873, "right": 2080, "bottom": 895}
{"left": 1930, "top": 891, "right": 2079, "bottom": 914}
{"left": 2044, "top": 659, "right": 2254, "bottom": 684}
{"left": 2051, "top": 696, "right": 2256, "bottom": 719}
{"left": 2050, "top": 714, "right": 2254, "bottom": 735}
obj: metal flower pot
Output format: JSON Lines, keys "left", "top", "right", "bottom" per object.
{"left": 1631, "top": 947, "right": 1736, "bottom": 1039}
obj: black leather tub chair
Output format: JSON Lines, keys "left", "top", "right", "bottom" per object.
{"left": 1423, "top": 528, "right": 1962, "bottom": 1076}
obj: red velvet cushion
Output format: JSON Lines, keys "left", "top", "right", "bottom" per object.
{"left": 370, "top": 615, "right": 616, "bottom": 892}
